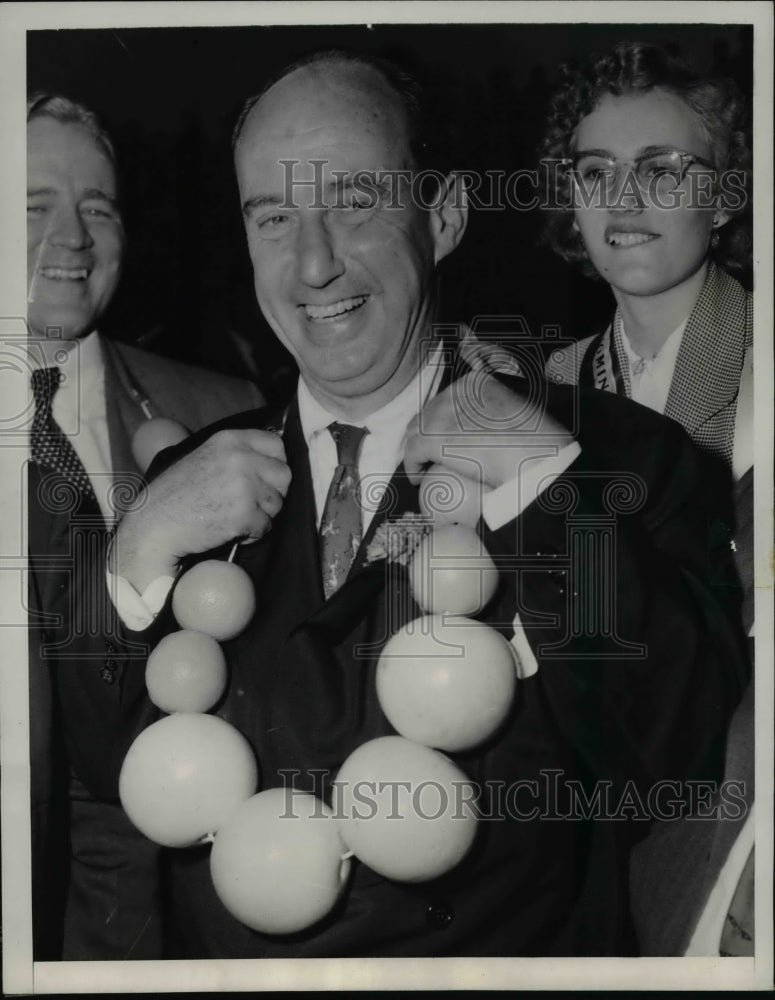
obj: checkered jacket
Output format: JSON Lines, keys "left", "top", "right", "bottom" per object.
{"left": 545, "top": 263, "right": 753, "bottom": 470}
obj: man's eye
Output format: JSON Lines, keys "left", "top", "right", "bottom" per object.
{"left": 256, "top": 214, "right": 291, "bottom": 238}
{"left": 344, "top": 196, "right": 374, "bottom": 210}
{"left": 336, "top": 196, "right": 378, "bottom": 223}
{"left": 27, "top": 203, "right": 47, "bottom": 215}
{"left": 82, "top": 206, "right": 113, "bottom": 219}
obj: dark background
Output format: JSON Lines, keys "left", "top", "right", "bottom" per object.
{"left": 28, "top": 22, "right": 752, "bottom": 402}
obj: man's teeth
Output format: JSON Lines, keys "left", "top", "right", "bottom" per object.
{"left": 39, "top": 267, "right": 89, "bottom": 280}
{"left": 606, "top": 232, "right": 657, "bottom": 248}
{"left": 304, "top": 295, "right": 367, "bottom": 320}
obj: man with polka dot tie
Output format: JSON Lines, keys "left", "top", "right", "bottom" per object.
{"left": 25, "top": 94, "right": 264, "bottom": 961}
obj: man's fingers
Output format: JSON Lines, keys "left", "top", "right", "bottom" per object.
{"left": 250, "top": 454, "right": 292, "bottom": 497}
{"left": 209, "top": 427, "right": 287, "bottom": 463}
{"left": 240, "top": 507, "right": 273, "bottom": 544}
{"left": 417, "top": 463, "right": 483, "bottom": 527}
{"left": 254, "top": 480, "right": 285, "bottom": 519}
{"left": 404, "top": 431, "right": 495, "bottom": 488}
{"left": 242, "top": 428, "right": 288, "bottom": 462}
{"left": 403, "top": 427, "right": 431, "bottom": 484}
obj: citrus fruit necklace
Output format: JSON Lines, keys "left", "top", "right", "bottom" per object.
{"left": 120, "top": 424, "right": 522, "bottom": 935}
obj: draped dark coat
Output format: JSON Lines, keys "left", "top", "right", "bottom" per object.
{"left": 56, "top": 356, "right": 747, "bottom": 958}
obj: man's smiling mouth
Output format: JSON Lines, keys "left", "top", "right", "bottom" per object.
{"left": 39, "top": 267, "right": 90, "bottom": 281}
{"left": 303, "top": 295, "right": 368, "bottom": 321}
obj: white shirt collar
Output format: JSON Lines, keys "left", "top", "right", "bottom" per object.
{"left": 62, "top": 329, "right": 103, "bottom": 375}
{"left": 297, "top": 341, "right": 446, "bottom": 530}
{"left": 51, "top": 331, "right": 106, "bottom": 417}
{"left": 616, "top": 315, "right": 688, "bottom": 415}
{"left": 29, "top": 329, "right": 103, "bottom": 376}
{"left": 618, "top": 315, "right": 687, "bottom": 370}
{"left": 297, "top": 340, "right": 445, "bottom": 446}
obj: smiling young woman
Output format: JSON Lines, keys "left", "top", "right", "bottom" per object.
{"left": 540, "top": 41, "right": 751, "bottom": 481}
{"left": 539, "top": 41, "right": 755, "bottom": 960}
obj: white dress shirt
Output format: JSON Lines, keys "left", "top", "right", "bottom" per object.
{"left": 298, "top": 346, "right": 445, "bottom": 535}
{"left": 298, "top": 344, "right": 580, "bottom": 534}
{"left": 113, "top": 344, "right": 580, "bottom": 635}
{"left": 618, "top": 316, "right": 687, "bottom": 416}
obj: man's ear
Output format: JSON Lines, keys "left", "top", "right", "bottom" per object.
{"left": 430, "top": 172, "right": 469, "bottom": 265}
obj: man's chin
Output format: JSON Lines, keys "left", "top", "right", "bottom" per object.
{"left": 27, "top": 309, "right": 99, "bottom": 343}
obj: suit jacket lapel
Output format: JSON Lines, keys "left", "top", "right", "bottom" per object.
{"left": 241, "top": 396, "right": 326, "bottom": 625}
{"left": 100, "top": 336, "right": 143, "bottom": 484}
{"left": 664, "top": 263, "right": 751, "bottom": 442}
{"left": 278, "top": 395, "right": 325, "bottom": 610}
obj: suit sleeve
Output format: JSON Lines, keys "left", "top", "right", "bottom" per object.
{"left": 53, "top": 521, "right": 166, "bottom": 801}
{"left": 480, "top": 387, "right": 748, "bottom": 806}
{"left": 59, "top": 406, "right": 278, "bottom": 801}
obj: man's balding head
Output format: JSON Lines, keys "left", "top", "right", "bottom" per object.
{"left": 234, "top": 53, "right": 467, "bottom": 420}
{"left": 234, "top": 51, "right": 428, "bottom": 168}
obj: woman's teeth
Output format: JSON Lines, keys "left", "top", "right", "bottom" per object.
{"left": 606, "top": 232, "right": 657, "bottom": 248}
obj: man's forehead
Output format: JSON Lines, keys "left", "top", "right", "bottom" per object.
{"left": 240, "top": 62, "right": 409, "bottom": 154}
{"left": 28, "top": 119, "right": 114, "bottom": 168}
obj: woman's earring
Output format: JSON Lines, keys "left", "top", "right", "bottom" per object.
{"left": 711, "top": 214, "right": 721, "bottom": 249}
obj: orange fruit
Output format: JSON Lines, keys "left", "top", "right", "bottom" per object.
{"left": 408, "top": 524, "right": 499, "bottom": 616}
{"left": 145, "top": 629, "right": 228, "bottom": 714}
{"left": 131, "top": 417, "right": 189, "bottom": 474}
{"left": 210, "top": 788, "right": 351, "bottom": 934}
{"left": 119, "top": 713, "right": 258, "bottom": 848}
{"left": 172, "top": 560, "right": 256, "bottom": 641}
{"left": 376, "top": 615, "right": 516, "bottom": 751}
{"left": 332, "top": 736, "right": 478, "bottom": 883}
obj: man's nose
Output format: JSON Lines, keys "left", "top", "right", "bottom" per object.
{"left": 296, "top": 214, "right": 345, "bottom": 287}
{"left": 49, "top": 205, "right": 93, "bottom": 250}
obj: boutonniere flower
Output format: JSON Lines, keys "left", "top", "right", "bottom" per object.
{"left": 365, "top": 512, "right": 432, "bottom": 566}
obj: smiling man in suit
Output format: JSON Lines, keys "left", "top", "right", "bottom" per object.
{"left": 93, "top": 51, "right": 748, "bottom": 958}
{"left": 26, "top": 94, "right": 264, "bottom": 961}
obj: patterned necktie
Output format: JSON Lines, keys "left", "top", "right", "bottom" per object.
{"left": 31, "top": 366, "right": 95, "bottom": 499}
{"left": 319, "top": 422, "right": 368, "bottom": 599}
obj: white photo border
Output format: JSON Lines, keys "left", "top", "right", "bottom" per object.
{"left": 1, "top": 1, "right": 772, "bottom": 993}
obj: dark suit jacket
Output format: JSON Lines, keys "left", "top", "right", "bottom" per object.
{"left": 628, "top": 467, "right": 755, "bottom": 955}
{"left": 74, "top": 354, "right": 750, "bottom": 960}
{"left": 58, "top": 346, "right": 749, "bottom": 958}
{"left": 629, "top": 674, "right": 754, "bottom": 956}
{"left": 27, "top": 335, "right": 263, "bottom": 961}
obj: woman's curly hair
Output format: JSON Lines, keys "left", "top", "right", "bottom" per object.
{"left": 539, "top": 41, "right": 752, "bottom": 279}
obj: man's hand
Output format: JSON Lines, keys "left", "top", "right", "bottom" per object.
{"left": 403, "top": 373, "right": 573, "bottom": 525}
{"left": 111, "top": 429, "right": 291, "bottom": 592}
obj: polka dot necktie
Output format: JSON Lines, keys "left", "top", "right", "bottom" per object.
{"left": 319, "top": 422, "right": 368, "bottom": 599}
{"left": 30, "top": 366, "right": 95, "bottom": 499}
